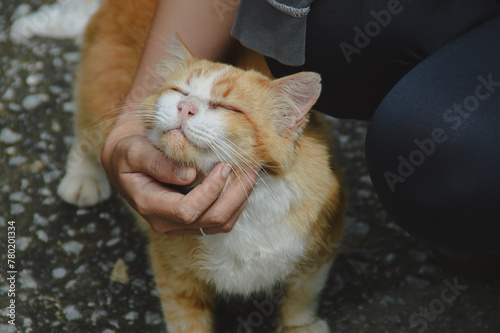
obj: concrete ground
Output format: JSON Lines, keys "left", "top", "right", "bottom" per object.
{"left": 1, "top": 1, "right": 499, "bottom": 332}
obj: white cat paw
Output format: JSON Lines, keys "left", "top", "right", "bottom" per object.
{"left": 58, "top": 170, "right": 111, "bottom": 207}
{"left": 282, "top": 319, "right": 330, "bottom": 333}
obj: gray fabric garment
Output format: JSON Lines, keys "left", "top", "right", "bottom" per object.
{"left": 231, "top": 0, "right": 316, "bottom": 66}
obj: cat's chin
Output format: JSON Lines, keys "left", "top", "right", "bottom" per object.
{"left": 158, "top": 130, "right": 219, "bottom": 175}
{"left": 160, "top": 129, "right": 200, "bottom": 165}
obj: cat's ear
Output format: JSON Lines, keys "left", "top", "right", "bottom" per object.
{"left": 163, "top": 33, "right": 193, "bottom": 70}
{"left": 161, "top": 34, "right": 193, "bottom": 76}
{"left": 271, "top": 72, "right": 321, "bottom": 134}
{"left": 168, "top": 33, "right": 193, "bottom": 63}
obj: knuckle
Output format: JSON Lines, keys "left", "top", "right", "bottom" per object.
{"left": 149, "top": 220, "right": 168, "bottom": 234}
{"left": 177, "top": 206, "right": 198, "bottom": 224}
{"left": 219, "top": 222, "right": 234, "bottom": 234}
{"left": 133, "top": 192, "right": 150, "bottom": 217}
{"left": 207, "top": 212, "right": 232, "bottom": 230}
{"left": 123, "top": 144, "right": 139, "bottom": 166}
{"left": 134, "top": 201, "right": 146, "bottom": 217}
{"left": 205, "top": 181, "right": 223, "bottom": 196}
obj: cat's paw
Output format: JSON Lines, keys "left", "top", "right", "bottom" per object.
{"left": 282, "top": 319, "right": 330, "bottom": 333}
{"left": 58, "top": 169, "right": 111, "bottom": 207}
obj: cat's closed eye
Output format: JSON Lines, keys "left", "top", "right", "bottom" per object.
{"left": 208, "top": 101, "right": 242, "bottom": 114}
{"left": 168, "top": 87, "right": 188, "bottom": 96}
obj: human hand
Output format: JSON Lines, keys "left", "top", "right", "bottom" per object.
{"left": 101, "top": 121, "right": 258, "bottom": 237}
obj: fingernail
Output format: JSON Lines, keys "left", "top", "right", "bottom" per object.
{"left": 222, "top": 164, "right": 232, "bottom": 178}
{"left": 176, "top": 167, "right": 193, "bottom": 181}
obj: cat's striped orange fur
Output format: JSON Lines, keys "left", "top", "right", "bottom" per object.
{"left": 58, "top": 0, "right": 345, "bottom": 332}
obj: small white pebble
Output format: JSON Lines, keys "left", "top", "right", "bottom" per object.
{"left": 52, "top": 268, "right": 67, "bottom": 279}
{"left": 23, "top": 317, "right": 33, "bottom": 328}
{"left": 123, "top": 311, "right": 139, "bottom": 321}
{"left": 26, "top": 74, "right": 43, "bottom": 86}
{"left": 91, "top": 310, "right": 108, "bottom": 322}
{"left": 22, "top": 93, "right": 50, "bottom": 110}
{"left": 33, "top": 213, "right": 49, "bottom": 227}
{"left": 75, "top": 265, "right": 87, "bottom": 274}
{"left": 86, "top": 223, "right": 96, "bottom": 233}
{"left": 30, "top": 160, "right": 45, "bottom": 173}
{"left": 124, "top": 251, "right": 136, "bottom": 262}
{"left": 42, "top": 197, "right": 56, "bottom": 205}
{"left": 38, "top": 188, "right": 52, "bottom": 196}
{"left": 19, "top": 270, "right": 38, "bottom": 289}
{"left": 63, "top": 52, "right": 80, "bottom": 63}
{"left": 53, "top": 58, "right": 64, "bottom": 68}
{"left": 144, "top": 311, "right": 162, "bottom": 325}
{"left": 99, "top": 212, "right": 111, "bottom": 220}
{"left": 63, "top": 305, "right": 82, "bottom": 321}
{"left": 36, "top": 230, "right": 49, "bottom": 242}
{"left": 0, "top": 324, "right": 16, "bottom": 333}
{"left": 106, "top": 238, "right": 121, "bottom": 247}
{"left": 10, "top": 203, "right": 24, "bottom": 215}
{"left": 8, "top": 103, "right": 21, "bottom": 112}
{"left": 43, "top": 170, "right": 62, "bottom": 184}
{"left": 5, "top": 147, "right": 17, "bottom": 155}
{"left": 76, "top": 209, "right": 90, "bottom": 216}
{"left": 2, "top": 87, "right": 15, "bottom": 100}
{"left": 62, "top": 240, "right": 84, "bottom": 256}
{"left": 65, "top": 279, "right": 78, "bottom": 289}
{"left": 0, "top": 128, "right": 22, "bottom": 144}
{"left": 17, "top": 237, "right": 32, "bottom": 251}
{"left": 10, "top": 191, "right": 31, "bottom": 203}
{"left": 51, "top": 121, "right": 62, "bottom": 133}
{"left": 20, "top": 178, "right": 30, "bottom": 190}
{"left": 9, "top": 156, "right": 27, "bottom": 166}
{"left": 63, "top": 102, "right": 75, "bottom": 112}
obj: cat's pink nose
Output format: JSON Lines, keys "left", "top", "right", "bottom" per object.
{"left": 177, "top": 101, "right": 198, "bottom": 122}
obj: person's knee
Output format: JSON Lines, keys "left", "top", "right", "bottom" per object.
{"left": 366, "top": 111, "right": 500, "bottom": 254}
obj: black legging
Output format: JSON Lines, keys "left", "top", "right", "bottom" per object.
{"left": 267, "top": 0, "right": 500, "bottom": 255}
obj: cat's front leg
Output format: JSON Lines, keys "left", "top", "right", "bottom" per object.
{"left": 58, "top": 137, "right": 111, "bottom": 207}
{"left": 148, "top": 236, "right": 216, "bottom": 333}
{"left": 278, "top": 262, "right": 333, "bottom": 333}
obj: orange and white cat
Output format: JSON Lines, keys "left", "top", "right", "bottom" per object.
{"left": 57, "top": 1, "right": 345, "bottom": 332}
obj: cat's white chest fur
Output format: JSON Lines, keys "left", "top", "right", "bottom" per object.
{"left": 199, "top": 175, "right": 305, "bottom": 295}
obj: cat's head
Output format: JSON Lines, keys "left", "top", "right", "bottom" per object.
{"left": 142, "top": 36, "right": 321, "bottom": 177}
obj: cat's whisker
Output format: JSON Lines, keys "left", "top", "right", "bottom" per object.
{"left": 208, "top": 141, "right": 254, "bottom": 199}
{"left": 86, "top": 111, "right": 157, "bottom": 131}
{"left": 205, "top": 142, "right": 251, "bottom": 199}
{"left": 216, "top": 135, "right": 285, "bottom": 182}
{"left": 188, "top": 127, "right": 254, "bottom": 198}
{"left": 207, "top": 136, "right": 275, "bottom": 201}
{"left": 214, "top": 141, "right": 267, "bottom": 193}
{"left": 94, "top": 102, "right": 158, "bottom": 121}
{"left": 213, "top": 136, "right": 278, "bottom": 200}
{"left": 217, "top": 135, "right": 286, "bottom": 170}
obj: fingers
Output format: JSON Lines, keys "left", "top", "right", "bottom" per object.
{"left": 129, "top": 163, "right": 233, "bottom": 233}
{"left": 165, "top": 167, "right": 260, "bottom": 237}
{"left": 120, "top": 135, "right": 197, "bottom": 185}
{"left": 101, "top": 126, "right": 260, "bottom": 237}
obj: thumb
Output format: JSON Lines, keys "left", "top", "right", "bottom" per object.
{"left": 124, "top": 135, "right": 197, "bottom": 185}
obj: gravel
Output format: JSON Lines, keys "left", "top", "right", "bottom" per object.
{"left": 1, "top": 1, "right": 499, "bottom": 332}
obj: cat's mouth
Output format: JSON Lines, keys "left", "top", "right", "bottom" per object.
{"left": 159, "top": 127, "right": 204, "bottom": 166}
{"left": 167, "top": 128, "right": 187, "bottom": 140}
{"left": 162, "top": 128, "right": 193, "bottom": 149}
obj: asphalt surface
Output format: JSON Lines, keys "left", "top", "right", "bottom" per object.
{"left": 1, "top": 1, "right": 500, "bottom": 333}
